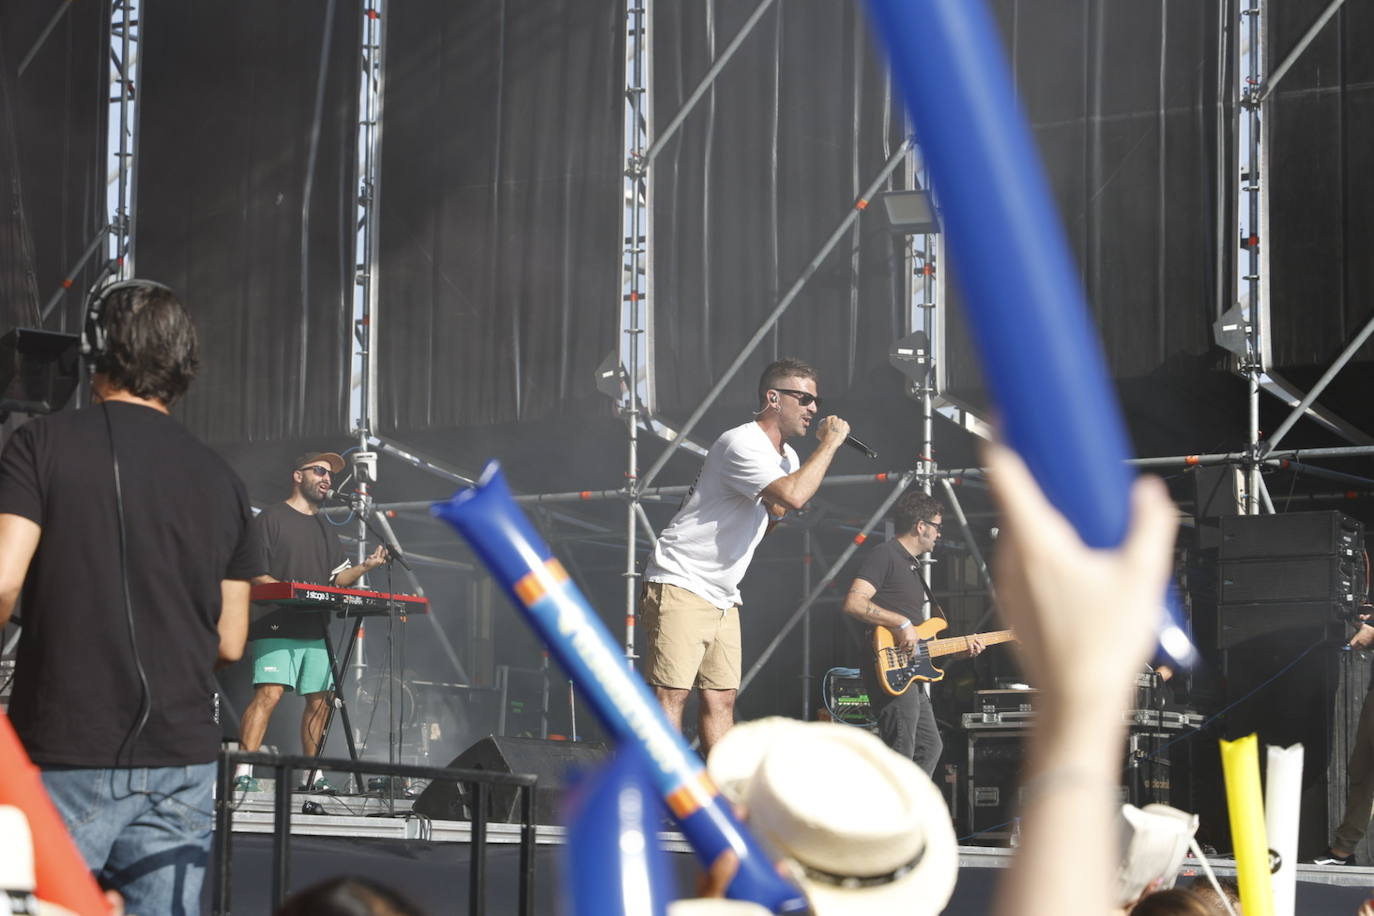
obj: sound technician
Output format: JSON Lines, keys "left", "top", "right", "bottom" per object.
{"left": 0, "top": 280, "right": 257, "bottom": 914}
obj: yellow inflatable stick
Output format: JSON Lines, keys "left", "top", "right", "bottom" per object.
{"left": 1220, "top": 734, "right": 1274, "bottom": 916}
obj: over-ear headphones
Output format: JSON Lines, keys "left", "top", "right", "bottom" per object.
{"left": 81, "top": 278, "right": 175, "bottom": 359}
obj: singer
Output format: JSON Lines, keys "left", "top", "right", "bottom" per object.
{"left": 640, "top": 358, "right": 850, "bottom": 752}
{"left": 234, "top": 451, "right": 388, "bottom": 793}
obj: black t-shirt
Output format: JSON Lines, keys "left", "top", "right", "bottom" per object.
{"left": 249, "top": 501, "right": 350, "bottom": 641}
{"left": 854, "top": 538, "right": 929, "bottom": 710}
{"left": 855, "top": 537, "right": 927, "bottom": 622}
{"left": 0, "top": 402, "right": 257, "bottom": 767}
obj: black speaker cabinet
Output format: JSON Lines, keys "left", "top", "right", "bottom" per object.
{"left": 1219, "top": 511, "right": 1362, "bottom": 561}
{"left": 1217, "top": 601, "right": 1347, "bottom": 649}
{"left": 412, "top": 735, "right": 608, "bottom": 825}
{"left": 966, "top": 729, "right": 1028, "bottom": 843}
{"left": 1217, "top": 646, "right": 1371, "bottom": 858}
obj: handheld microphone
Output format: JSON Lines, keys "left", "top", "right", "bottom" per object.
{"left": 844, "top": 434, "right": 878, "bottom": 460}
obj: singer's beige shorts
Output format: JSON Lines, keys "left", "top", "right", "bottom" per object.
{"left": 639, "top": 582, "right": 741, "bottom": 690}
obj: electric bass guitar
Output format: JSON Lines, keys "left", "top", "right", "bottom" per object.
{"left": 872, "top": 617, "right": 1016, "bottom": 697}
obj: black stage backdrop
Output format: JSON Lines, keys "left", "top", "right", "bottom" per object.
{"left": 135, "top": 0, "right": 358, "bottom": 442}
{"left": 376, "top": 0, "right": 622, "bottom": 432}
{"left": 651, "top": 0, "right": 907, "bottom": 415}
{"left": 1266, "top": 1, "right": 1374, "bottom": 429}
{"left": 941, "top": 0, "right": 1222, "bottom": 405}
{"left": 0, "top": 0, "right": 106, "bottom": 336}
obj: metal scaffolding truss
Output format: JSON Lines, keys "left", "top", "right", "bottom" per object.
{"left": 28, "top": 0, "right": 141, "bottom": 326}
{"left": 1228, "top": 0, "right": 1374, "bottom": 515}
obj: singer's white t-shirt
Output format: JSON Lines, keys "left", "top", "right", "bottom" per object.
{"left": 645, "top": 420, "right": 797, "bottom": 609}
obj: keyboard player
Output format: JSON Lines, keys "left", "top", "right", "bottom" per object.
{"left": 234, "top": 451, "right": 389, "bottom": 792}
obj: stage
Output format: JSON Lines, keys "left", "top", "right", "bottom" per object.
{"left": 211, "top": 786, "right": 1374, "bottom": 914}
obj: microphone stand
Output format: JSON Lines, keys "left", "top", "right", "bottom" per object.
{"left": 350, "top": 489, "right": 413, "bottom": 811}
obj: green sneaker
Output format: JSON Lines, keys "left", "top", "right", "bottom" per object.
{"left": 233, "top": 774, "right": 260, "bottom": 793}
{"left": 301, "top": 776, "right": 338, "bottom": 795}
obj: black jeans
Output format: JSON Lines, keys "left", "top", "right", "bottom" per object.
{"left": 875, "top": 685, "right": 943, "bottom": 776}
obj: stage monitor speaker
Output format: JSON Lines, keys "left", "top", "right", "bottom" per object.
{"left": 412, "top": 736, "right": 607, "bottom": 825}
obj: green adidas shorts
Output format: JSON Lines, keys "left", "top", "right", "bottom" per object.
{"left": 251, "top": 638, "right": 335, "bottom": 695}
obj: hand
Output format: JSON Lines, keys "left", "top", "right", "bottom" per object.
{"left": 968, "top": 636, "right": 985, "bottom": 657}
{"left": 985, "top": 442, "right": 1176, "bottom": 711}
{"left": 815, "top": 415, "right": 850, "bottom": 444}
{"left": 763, "top": 499, "right": 787, "bottom": 520}
{"left": 1350, "top": 623, "right": 1374, "bottom": 650}
{"left": 364, "top": 544, "right": 390, "bottom": 569}
{"left": 894, "top": 621, "right": 919, "bottom": 650}
{"left": 694, "top": 848, "right": 740, "bottom": 898}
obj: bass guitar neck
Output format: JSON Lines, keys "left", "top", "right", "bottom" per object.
{"left": 871, "top": 618, "right": 1016, "bottom": 697}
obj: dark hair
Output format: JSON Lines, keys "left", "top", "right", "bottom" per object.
{"left": 1128, "top": 889, "right": 1217, "bottom": 916}
{"left": 273, "top": 877, "right": 427, "bottom": 916}
{"left": 93, "top": 283, "right": 198, "bottom": 405}
{"left": 757, "top": 357, "right": 819, "bottom": 407}
{"left": 894, "top": 489, "right": 944, "bottom": 536}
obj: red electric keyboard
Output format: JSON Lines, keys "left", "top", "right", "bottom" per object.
{"left": 250, "top": 581, "right": 430, "bottom": 617}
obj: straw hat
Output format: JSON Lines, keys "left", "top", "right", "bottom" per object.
{"left": 707, "top": 718, "right": 958, "bottom": 916}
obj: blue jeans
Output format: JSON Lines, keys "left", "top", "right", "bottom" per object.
{"left": 41, "top": 763, "right": 216, "bottom": 916}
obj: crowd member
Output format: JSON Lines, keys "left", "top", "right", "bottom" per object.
{"left": 842, "top": 489, "right": 984, "bottom": 775}
{"left": 274, "top": 876, "right": 426, "bottom": 916}
{"left": 984, "top": 442, "right": 1179, "bottom": 916}
{"left": 641, "top": 358, "right": 849, "bottom": 753}
{"left": 0, "top": 280, "right": 257, "bottom": 914}
{"left": 1128, "top": 888, "right": 1223, "bottom": 916}
{"left": 235, "top": 452, "right": 388, "bottom": 792}
{"left": 1185, "top": 878, "right": 1240, "bottom": 915}
{"left": 706, "top": 716, "right": 958, "bottom": 915}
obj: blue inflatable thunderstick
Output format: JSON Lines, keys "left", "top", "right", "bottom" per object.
{"left": 864, "top": 0, "right": 1194, "bottom": 664}
{"left": 432, "top": 464, "right": 808, "bottom": 914}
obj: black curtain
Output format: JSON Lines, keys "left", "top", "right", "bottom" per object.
{"left": 1265, "top": 1, "right": 1374, "bottom": 429}
{"left": 941, "top": 0, "right": 1222, "bottom": 403}
{"left": 0, "top": 0, "right": 106, "bottom": 337}
{"left": 376, "top": 0, "right": 623, "bottom": 432}
{"left": 135, "top": 0, "right": 358, "bottom": 443}
{"left": 650, "top": 0, "right": 907, "bottom": 415}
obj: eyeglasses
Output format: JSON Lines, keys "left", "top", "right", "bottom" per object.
{"left": 299, "top": 465, "right": 332, "bottom": 478}
{"left": 773, "top": 388, "right": 823, "bottom": 408}
{"left": 921, "top": 519, "right": 943, "bottom": 533}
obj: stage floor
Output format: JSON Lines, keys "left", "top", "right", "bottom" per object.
{"left": 213, "top": 788, "right": 1374, "bottom": 914}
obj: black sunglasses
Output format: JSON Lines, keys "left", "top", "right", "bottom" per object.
{"left": 922, "top": 519, "right": 943, "bottom": 533}
{"left": 298, "top": 465, "right": 332, "bottom": 478}
{"left": 774, "top": 388, "right": 823, "bottom": 408}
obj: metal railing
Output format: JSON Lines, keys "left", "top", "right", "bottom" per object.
{"left": 212, "top": 750, "right": 537, "bottom": 915}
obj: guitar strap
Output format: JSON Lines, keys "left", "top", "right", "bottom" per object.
{"left": 906, "top": 553, "right": 947, "bottom": 622}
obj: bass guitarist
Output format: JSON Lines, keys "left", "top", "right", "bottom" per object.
{"left": 842, "top": 490, "right": 986, "bottom": 775}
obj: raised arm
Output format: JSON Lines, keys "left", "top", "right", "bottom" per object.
{"left": 987, "top": 443, "right": 1176, "bottom": 916}
{"left": 759, "top": 415, "right": 850, "bottom": 511}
